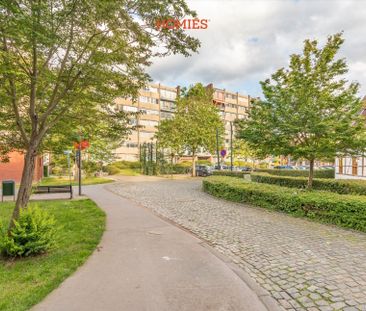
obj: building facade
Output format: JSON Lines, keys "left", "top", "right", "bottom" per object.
{"left": 335, "top": 97, "right": 366, "bottom": 180}
{"left": 0, "top": 151, "right": 43, "bottom": 183}
{"left": 113, "top": 82, "right": 251, "bottom": 161}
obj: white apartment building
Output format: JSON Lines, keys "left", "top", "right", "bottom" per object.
{"left": 113, "top": 82, "right": 251, "bottom": 161}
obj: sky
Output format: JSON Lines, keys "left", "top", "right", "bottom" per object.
{"left": 147, "top": 0, "right": 366, "bottom": 98}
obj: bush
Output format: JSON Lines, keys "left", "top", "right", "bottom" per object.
{"left": 159, "top": 162, "right": 191, "bottom": 175}
{"left": 197, "top": 160, "right": 211, "bottom": 165}
{"left": 202, "top": 176, "right": 366, "bottom": 232}
{"left": 105, "top": 165, "right": 121, "bottom": 175}
{"left": 1, "top": 206, "right": 56, "bottom": 257}
{"left": 251, "top": 172, "right": 366, "bottom": 195}
{"left": 255, "top": 168, "right": 335, "bottom": 179}
{"left": 212, "top": 171, "right": 250, "bottom": 178}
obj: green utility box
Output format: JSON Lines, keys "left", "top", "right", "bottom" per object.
{"left": 2, "top": 180, "right": 15, "bottom": 202}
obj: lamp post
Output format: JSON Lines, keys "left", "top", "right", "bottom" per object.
{"left": 63, "top": 150, "right": 73, "bottom": 198}
{"left": 216, "top": 128, "right": 220, "bottom": 170}
{"left": 78, "top": 133, "right": 82, "bottom": 196}
{"left": 230, "top": 121, "right": 233, "bottom": 171}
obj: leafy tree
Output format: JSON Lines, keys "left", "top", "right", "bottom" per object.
{"left": 237, "top": 33, "right": 366, "bottom": 188}
{"left": 155, "top": 83, "right": 224, "bottom": 176}
{"left": 0, "top": 0, "right": 200, "bottom": 229}
{"left": 230, "top": 138, "right": 259, "bottom": 168}
{"left": 155, "top": 118, "right": 183, "bottom": 164}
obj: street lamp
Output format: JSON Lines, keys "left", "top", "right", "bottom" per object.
{"left": 63, "top": 150, "right": 72, "bottom": 198}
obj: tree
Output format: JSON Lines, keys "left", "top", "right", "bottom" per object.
{"left": 230, "top": 138, "right": 258, "bottom": 168}
{"left": 155, "top": 83, "right": 224, "bottom": 176}
{"left": 0, "top": 0, "right": 200, "bottom": 229}
{"left": 237, "top": 33, "right": 366, "bottom": 188}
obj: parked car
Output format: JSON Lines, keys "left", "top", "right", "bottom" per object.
{"left": 274, "top": 165, "right": 294, "bottom": 169}
{"left": 239, "top": 166, "right": 252, "bottom": 172}
{"left": 195, "top": 165, "right": 212, "bottom": 177}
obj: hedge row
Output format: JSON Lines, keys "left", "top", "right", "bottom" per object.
{"left": 212, "top": 171, "right": 250, "bottom": 178}
{"left": 255, "top": 168, "right": 335, "bottom": 179}
{"left": 251, "top": 172, "right": 366, "bottom": 195}
{"left": 202, "top": 176, "right": 366, "bottom": 232}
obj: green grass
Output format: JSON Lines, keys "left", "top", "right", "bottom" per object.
{"left": 38, "top": 176, "right": 114, "bottom": 186}
{"left": 0, "top": 199, "right": 106, "bottom": 311}
{"left": 117, "top": 168, "right": 141, "bottom": 176}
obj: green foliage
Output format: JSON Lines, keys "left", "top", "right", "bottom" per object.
{"left": 255, "top": 168, "right": 335, "bottom": 179}
{"left": 1, "top": 206, "right": 56, "bottom": 257}
{"left": 83, "top": 161, "right": 102, "bottom": 177}
{"left": 0, "top": 0, "right": 200, "bottom": 213}
{"left": 155, "top": 83, "right": 224, "bottom": 175}
{"left": 203, "top": 176, "right": 366, "bottom": 232}
{"left": 212, "top": 171, "right": 250, "bottom": 178}
{"left": 197, "top": 160, "right": 212, "bottom": 165}
{"left": 236, "top": 33, "right": 366, "bottom": 187}
{"left": 105, "top": 161, "right": 141, "bottom": 175}
{"left": 159, "top": 162, "right": 192, "bottom": 175}
{"left": 0, "top": 199, "right": 105, "bottom": 311}
{"left": 251, "top": 172, "right": 366, "bottom": 195}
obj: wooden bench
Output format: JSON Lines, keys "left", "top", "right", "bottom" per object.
{"left": 33, "top": 185, "right": 73, "bottom": 199}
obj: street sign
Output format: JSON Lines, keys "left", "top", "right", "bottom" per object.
{"left": 220, "top": 149, "right": 227, "bottom": 157}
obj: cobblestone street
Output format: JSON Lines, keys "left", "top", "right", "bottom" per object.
{"left": 108, "top": 177, "right": 366, "bottom": 311}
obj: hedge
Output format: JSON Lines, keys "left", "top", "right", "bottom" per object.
{"left": 255, "top": 168, "right": 335, "bottom": 179}
{"left": 202, "top": 176, "right": 366, "bottom": 232}
{"left": 212, "top": 171, "right": 251, "bottom": 178}
{"left": 251, "top": 172, "right": 366, "bottom": 195}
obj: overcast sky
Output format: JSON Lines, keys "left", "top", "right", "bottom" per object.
{"left": 148, "top": 0, "right": 366, "bottom": 98}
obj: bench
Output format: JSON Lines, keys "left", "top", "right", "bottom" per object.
{"left": 33, "top": 185, "right": 73, "bottom": 199}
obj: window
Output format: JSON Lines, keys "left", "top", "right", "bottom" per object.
{"left": 139, "top": 96, "right": 158, "bottom": 104}
{"left": 338, "top": 158, "right": 343, "bottom": 174}
{"left": 160, "top": 89, "right": 176, "bottom": 100}
{"left": 226, "top": 94, "right": 237, "bottom": 100}
{"left": 139, "top": 120, "right": 159, "bottom": 127}
{"left": 352, "top": 157, "right": 358, "bottom": 176}
{"left": 160, "top": 100, "right": 176, "bottom": 111}
{"left": 123, "top": 105, "right": 138, "bottom": 112}
{"left": 140, "top": 131, "right": 155, "bottom": 139}
{"left": 214, "top": 91, "right": 224, "bottom": 100}
{"left": 160, "top": 111, "right": 174, "bottom": 120}
{"left": 123, "top": 141, "right": 138, "bottom": 148}
{"left": 140, "top": 109, "right": 159, "bottom": 116}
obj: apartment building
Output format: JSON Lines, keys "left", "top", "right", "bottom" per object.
{"left": 113, "top": 82, "right": 250, "bottom": 161}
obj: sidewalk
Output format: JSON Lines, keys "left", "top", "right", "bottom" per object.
{"left": 31, "top": 184, "right": 273, "bottom": 311}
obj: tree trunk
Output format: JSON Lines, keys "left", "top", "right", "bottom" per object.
{"left": 191, "top": 154, "right": 196, "bottom": 177}
{"left": 8, "top": 145, "right": 38, "bottom": 232}
{"left": 307, "top": 159, "right": 315, "bottom": 189}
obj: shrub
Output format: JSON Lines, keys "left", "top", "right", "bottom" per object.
{"left": 212, "top": 171, "right": 250, "bottom": 178}
{"left": 159, "top": 162, "right": 191, "bottom": 174}
{"left": 255, "top": 168, "right": 335, "bottom": 179}
{"left": 1, "top": 206, "right": 56, "bottom": 257}
{"left": 105, "top": 165, "right": 121, "bottom": 175}
{"left": 202, "top": 176, "right": 366, "bottom": 232}
{"left": 197, "top": 160, "right": 211, "bottom": 165}
{"left": 251, "top": 172, "right": 366, "bottom": 195}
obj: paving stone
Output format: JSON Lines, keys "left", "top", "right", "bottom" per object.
{"left": 109, "top": 179, "right": 366, "bottom": 311}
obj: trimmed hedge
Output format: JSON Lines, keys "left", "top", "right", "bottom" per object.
{"left": 212, "top": 171, "right": 251, "bottom": 178}
{"left": 251, "top": 172, "right": 366, "bottom": 195}
{"left": 202, "top": 176, "right": 366, "bottom": 232}
{"left": 255, "top": 168, "right": 335, "bottom": 179}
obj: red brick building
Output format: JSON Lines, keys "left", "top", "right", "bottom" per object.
{"left": 0, "top": 151, "right": 43, "bottom": 183}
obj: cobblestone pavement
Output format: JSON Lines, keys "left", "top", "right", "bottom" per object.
{"left": 107, "top": 178, "right": 366, "bottom": 311}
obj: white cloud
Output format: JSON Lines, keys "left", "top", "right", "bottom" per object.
{"left": 148, "top": 0, "right": 366, "bottom": 97}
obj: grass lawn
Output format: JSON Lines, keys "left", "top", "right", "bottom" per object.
{"left": 0, "top": 199, "right": 105, "bottom": 311}
{"left": 117, "top": 168, "right": 141, "bottom": 176}
{"left": 38, "top": 176, "right": 114, "bottom": 186}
